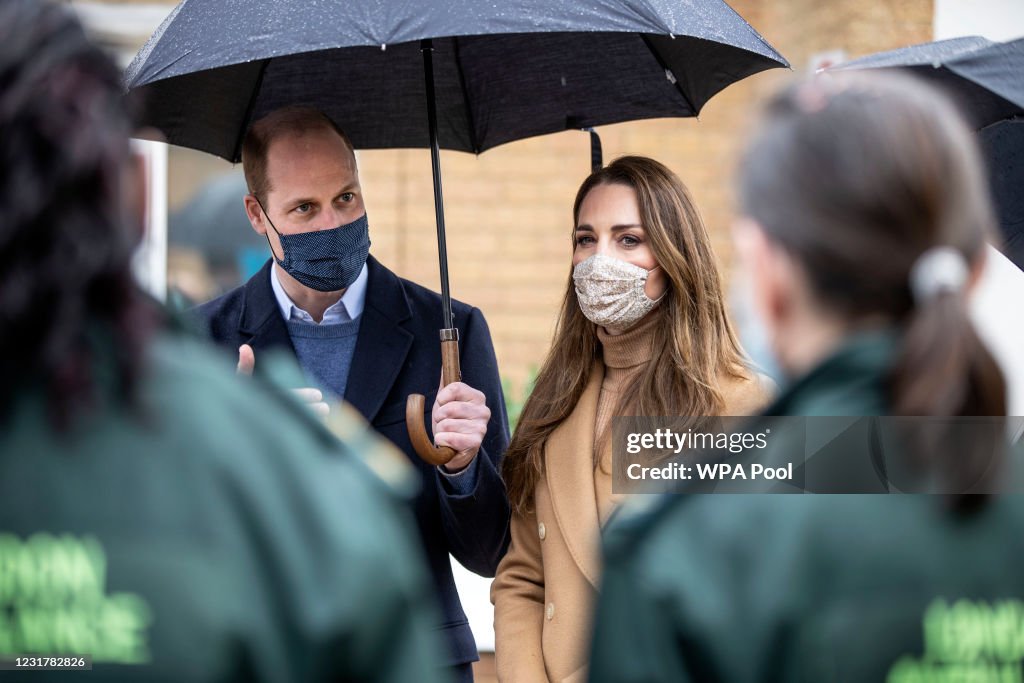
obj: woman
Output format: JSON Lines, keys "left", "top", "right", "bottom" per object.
{"left": 491, "top": 156, "right": 772, "bottom": 682}
{"left": 588, "top": 73, "right": 1019, "bottom": 683}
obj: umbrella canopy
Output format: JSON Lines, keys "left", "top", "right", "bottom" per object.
{"left": 126, "top": 0, "right": 788, "bottom": 161}
{"left": 829, "top": 36, "right": 1024, "bottom": 129}
{"left": 979, "top": 119, "right": 1024, "bottom": 271}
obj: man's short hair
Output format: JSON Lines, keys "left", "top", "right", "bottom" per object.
{"left": 241, "top": 107, "right": 355, "bottom": 205}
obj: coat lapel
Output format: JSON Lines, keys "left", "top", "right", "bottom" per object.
{"left": 545, "top": 362, "right": 604, "bottom": 588}
{"left": 343, "top": 256, "right": 414, "bottom": 424}
{"left": 238, "top": 260, "right": 294, "bottom": 354}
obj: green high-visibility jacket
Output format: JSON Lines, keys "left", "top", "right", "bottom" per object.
{"left": 590, "top": 332, "right": 1024, "bottom": 683}
{"left": 0, "top": 330, "right": 449, "bottom": 683}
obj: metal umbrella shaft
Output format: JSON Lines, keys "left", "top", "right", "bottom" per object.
{"left": 422, "top": 38, "right": 455, "bottom": 330}
{"left": 407, "top": 38, "right": 462, "bottom": 467}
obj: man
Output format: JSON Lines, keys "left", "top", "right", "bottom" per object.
{"left": 0, "top": 2, "right": 447, "bottom": 681}
{"left": 195, "top": 107, "right": 511, "bottom": 680}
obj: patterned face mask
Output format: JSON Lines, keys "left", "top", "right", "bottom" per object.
{"left": 258, "top": 199, "right": 370, "bottom": 292}
{"left": 573, "top": 254, "right": 664, "bottom": 329}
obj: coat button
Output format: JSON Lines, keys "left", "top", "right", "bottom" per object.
{"left": 538, "top": 522, "right": 546, "bottom": 540}
{"left": 546, "top": 602, "right": 555, "bottom": 620}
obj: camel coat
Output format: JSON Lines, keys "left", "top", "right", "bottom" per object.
{"left": 491, "top": 362, "right": 772, "bottom": 683}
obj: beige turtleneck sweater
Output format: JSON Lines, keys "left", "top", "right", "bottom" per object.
{"left": 593, "top": 311, "right": 660, "bottom": 525}
{"left": 591, "top": 312, "right": 775, "bottom": 525}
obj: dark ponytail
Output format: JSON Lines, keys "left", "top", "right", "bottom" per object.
{"left": 893, "top": 285, "right": 1006, "bottom": 510}
{"left": 893, "top": 289, "right": 1005, "bottom": 418}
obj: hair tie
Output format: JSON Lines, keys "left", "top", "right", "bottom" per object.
{"left": 909, "top": 246, "right": 968, "bottom": 303}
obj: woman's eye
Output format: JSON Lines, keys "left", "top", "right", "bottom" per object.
{"left": 621, "top": 235, "right": 640, "bottom": 247}
{"left": 574, "top": 234, "right": 595, "bottom": 246}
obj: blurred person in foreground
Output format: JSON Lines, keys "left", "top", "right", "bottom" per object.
{"left": 589, "top": 72, "right": 1024, "bottom": 683}
{"left": 0, "top": 2, "right": 447, "bottom": 681}
{"left": 491, "top": 156, "right": 773, "bottom": 682}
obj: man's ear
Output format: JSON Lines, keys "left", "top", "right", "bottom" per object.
{"left": 243, "top": 194, "right": 267, "bottom": 236}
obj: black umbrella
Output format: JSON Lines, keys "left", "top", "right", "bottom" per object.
{"left": 828, "top": 37, "right": 1024, "bottom": 272}
{"left": 828, "top": 36, "right": 1024, "bottom": 129}
{"left": 126, "top": 0, "right": 788, "bottom": 464}
{"left": 980, "top": 119, "right": 1024, "bottom": 270}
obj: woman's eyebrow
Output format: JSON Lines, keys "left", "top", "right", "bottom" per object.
{"left": 574, "top": 223, "right": 643, "bottom": 231}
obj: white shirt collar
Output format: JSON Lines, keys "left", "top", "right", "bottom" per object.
{"left": 269, "top": 261, "right": 368, "bottom": 325}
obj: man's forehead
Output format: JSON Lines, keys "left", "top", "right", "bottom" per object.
{"left": 264, "top": 128, "right": 358, "bottom": 189}
{"left": 266, "top": 127, "right": 356, "bottom": 166}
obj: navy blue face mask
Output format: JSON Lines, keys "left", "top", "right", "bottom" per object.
{"left": 258, "top": 200, "right": 370, "bottom": 292}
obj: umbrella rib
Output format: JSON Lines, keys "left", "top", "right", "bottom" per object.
{"left": 230, "top": 59, "right": 271, "bottom": 163}
{"left": 981, "top": 113, "right": 1024, "bottom": 131}
{"left": 451, "top": 36, "right": 481, "bottom": 154}
{"left": 639, "top": 34, "right": 698, "bottom": 116}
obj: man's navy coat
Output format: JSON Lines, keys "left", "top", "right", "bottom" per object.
{"left": 194, "top": 256, "right": 511, "bottom": 668}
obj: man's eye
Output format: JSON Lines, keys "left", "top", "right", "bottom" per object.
{"left": 295, "top": 203, "right": 312, "bottom": 214}
{"left": 340, "top": 193, "right": 355, "bottom": 202}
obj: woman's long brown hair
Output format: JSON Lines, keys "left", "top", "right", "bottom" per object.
{"left": 502, "top": 156, "right": 748, "bottom": 514}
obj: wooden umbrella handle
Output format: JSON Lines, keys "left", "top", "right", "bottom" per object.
{"left": 407, "top": 329, "right": 461, "bottom": 466}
